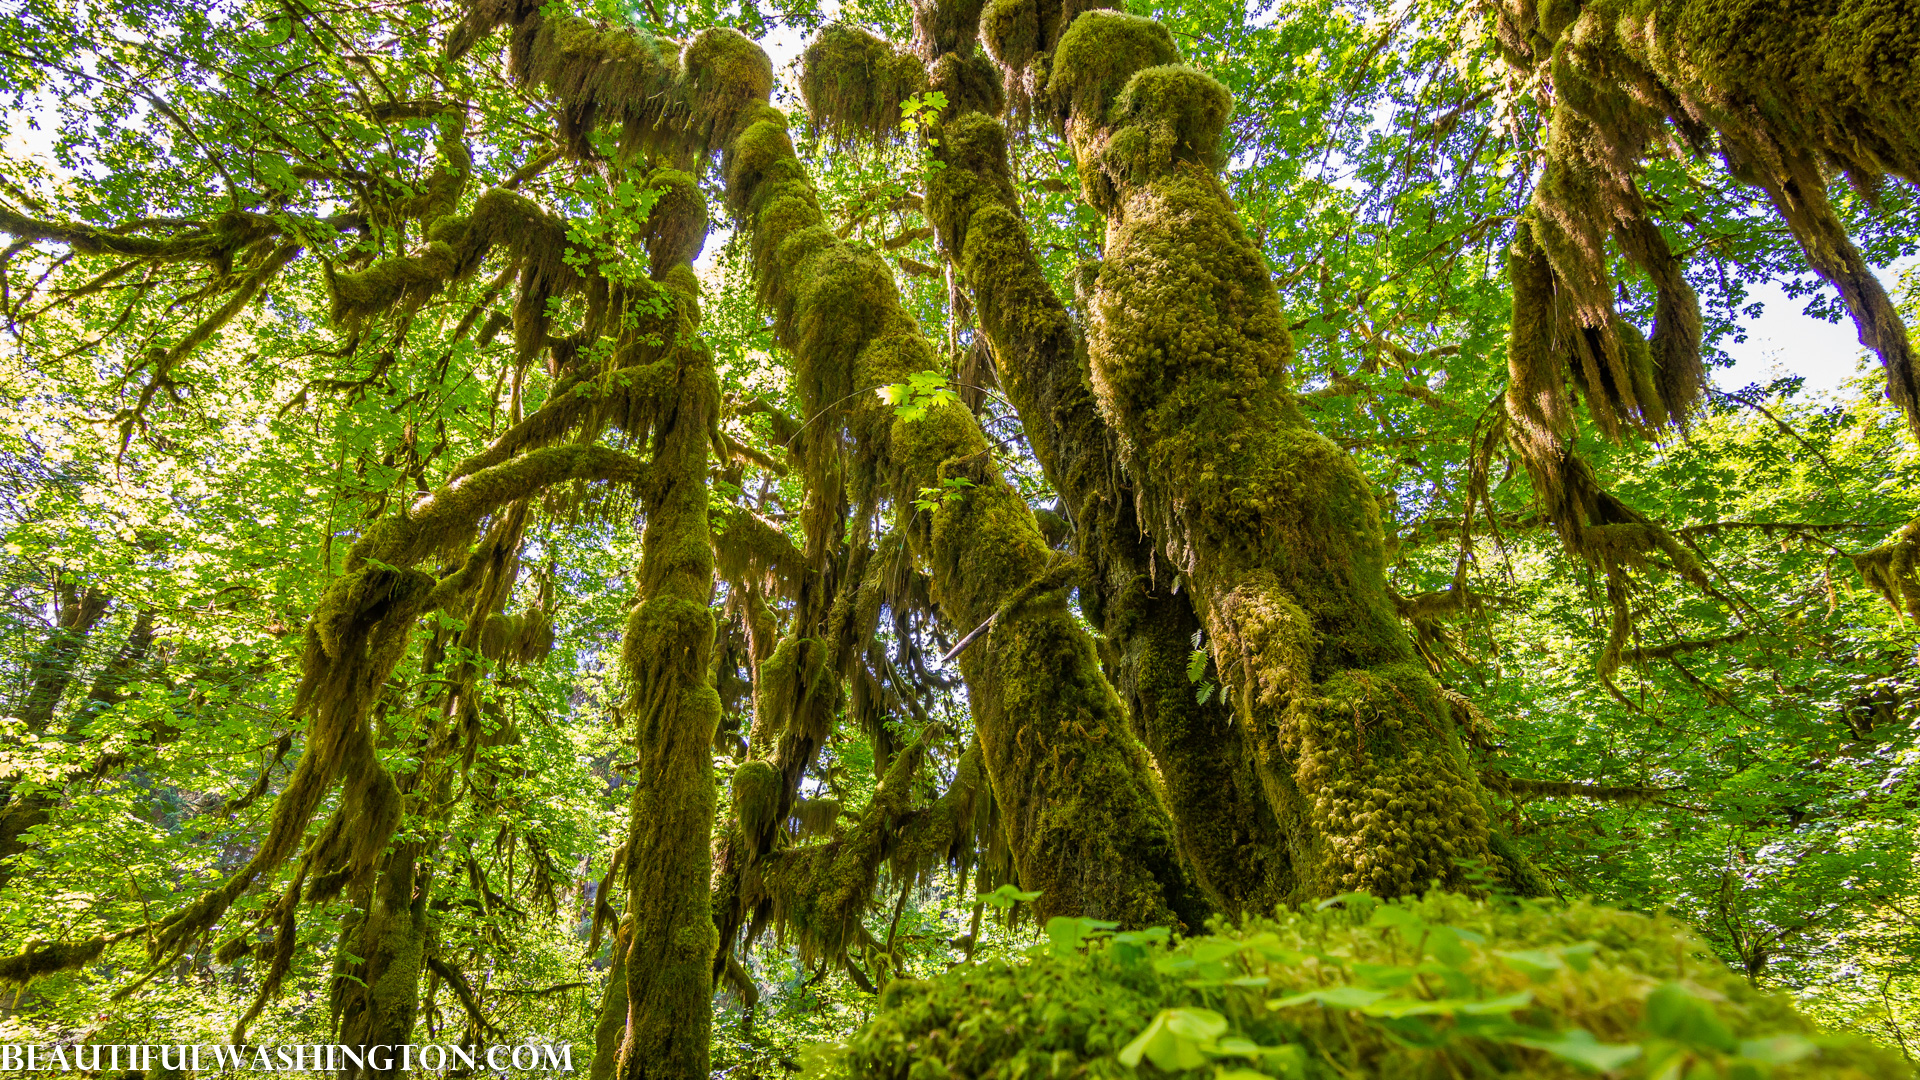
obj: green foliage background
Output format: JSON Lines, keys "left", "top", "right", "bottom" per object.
{"left": 0, "top": 0, "right": 1916, "bottom": 1070}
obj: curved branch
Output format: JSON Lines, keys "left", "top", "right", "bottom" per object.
{"left": 354, "top": 443, "right": 648, "bottom": 570}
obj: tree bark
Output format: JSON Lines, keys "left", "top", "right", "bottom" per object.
{"left": 0, "top": 584, "right": 113, "bottom": 884}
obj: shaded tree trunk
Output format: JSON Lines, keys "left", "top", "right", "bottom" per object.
{"left": 608, "top": 198, "right": 723, "bottom": 1080}
{"left": 0, "top": 584, "right": 113, "bottom": 885}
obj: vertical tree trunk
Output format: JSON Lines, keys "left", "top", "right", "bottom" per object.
{"left": 904, "top": 14, "right": 1293, "bottom": 916}
{"left": 610, "top": 215, "right": 723, "bottom": 1076}
{"left": 336, "top": 846, "right": 431, "bottom": 1075}
{"left": 1025, "top": 9, "right": 1507, "bottom": 897}
{"left": 0, "top": 584, "right": 113, "bottom": 884}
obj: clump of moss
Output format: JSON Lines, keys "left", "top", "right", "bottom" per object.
{"left": 979, "top": 0, "right": 1121, "bottom": 123}
{"left": 645, "top": 167, "right": 710, "bottom": 270}
{"left": 800, "top": 24, "right": 929, "bottom": 146}
{"left": 927, "top": 49, "right": 1006, "bottom": 120}
{"left": 911, "top": 0, "right": 990, "bottom": 59}
{"left": 1048, "top": 10, "right": 1177, "bottom": 131}
{"left": 0, "top": 937, "right": 109, "bottom": 986}
{"left": 805, "top": 893, "right": 1909, "bottom": 1079}
{"left": 478, "top": 608, "right": 556, "bottom": 664}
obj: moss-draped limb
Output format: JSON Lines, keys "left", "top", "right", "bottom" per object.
{"left": 976, "top": 0, "right": 1121, "bottom": 123}
{"left": 323, "top": 507, "right": 537, "bottom": 1067}
{"left": 448, "top": 0, "right": 772, "bottom": 168}
{"left": 326, "top": 187, "right": 583, "bottom": 362}
{"left": 1040, "top": 9, "right": 1516, "bottom": 898}
{"left": 7, "top": 583, "right": 112, "bottom": 736}
{"left": 1851, "top": 518, "right": 1920, "bottom": 621}
{"left": 353, "top": 443, "right": 647, "bottom": 571}
{"left": 721, "top": 93, "right": 1204, "bottom": 928}
{"left": 1496, "top": 0, "right": 1920, "bottom": 436}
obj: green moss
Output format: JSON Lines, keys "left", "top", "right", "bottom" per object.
{"left": 731, "top": 760, "right": 783, "bottom": 844}
{"left": 800, "top": 24, "right": 928, "bottom": 146}
{"left": 805, "top": 893, "right": 1909, "bottom": 1079}
{"left": 980, "top": 0, "right": 1042, "bottom": 74}
{"left": 1049, "top": 11, "right": 1177, "bottom": 126}
{"left": 927, "top": 49, "right": 1006, "bottom": 119}
{"left": 0, "top": 936, "right": 107, "bottom": 986}
{"left": 645, "top": 168, "right": 709, "bottom": 271}
{"left": 1500, "top": 0, "right": 1918, "bottom": 438}
{"left": 980, "top": 0, "right": 1125, "bottom": 123}
{"left": 1102, "top": 64, "right": 1230, "bottom": 175}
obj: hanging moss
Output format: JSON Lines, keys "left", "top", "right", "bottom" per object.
{"left": 1851, "top": 518, "right": 1920, "bottom": 621}
{"left": 712, "top": 508, "right": 807, "bottom": 596}
{"left": 800, "top": 24, "right": 929, "bottom": 146}
{"left": 911, "top": 0, "right": 990, "bottom": 59}
{"left": 731, "top": 759, "right": 783, "bottom": 845}
{"left": 327, "top": 187, "right": 583, "bottom": 367}
{"left": 478, "top": 608, "right": 556, "bottom": 664}
{"left": 1498, "top": 0, "right": 1919, "bottom": 437}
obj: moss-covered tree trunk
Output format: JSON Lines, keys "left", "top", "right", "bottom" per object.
{"left": 720, "top": 79, "right": 1205, "bottom": 929}
{"left": 606, "top": 254, "right": 723, "bottom": 1079}
{"left": 860, "top": 10, "right": 1295, "bottom": 916}
{"left": 335, "top": 846, "right": 431, "bottom": 1075}
{"left": 0, "top": 592, "right": 131, "bottom": 887}
{"left": 961, "top": 7, "right": 1512, "bottom": 898}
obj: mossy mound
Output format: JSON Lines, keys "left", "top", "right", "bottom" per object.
{"left": 801, "top": 893, "right": 1908, "bottom": 1079}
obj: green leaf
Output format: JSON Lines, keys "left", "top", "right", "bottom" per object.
{"left": 1356, "top": 991, "right": 1533, "bottom": 1018}
{"left": 1737, "top": 1035, "right": 1816, "bottom": 1065}
{"left": 1269, "top": 985, "right": 1389, "bottom": 1010}
{"left": 1117, "top": 1008, "right": 1228, "bottom": 1071}
{"left": 1506, "top": 1029, "right": 1643, "bottom": 1072}
{"left": 1495, "top": 948, "right": 1566, "bottom": 982}
{"left": 1046, "top": 915, "right": 1119, "bottom": 956}
{"left": 1644, "top": 982, "right": 1738, "bottom": 1053}
{"left": 980, "top": 883, "right": 1041, "bottom": 909}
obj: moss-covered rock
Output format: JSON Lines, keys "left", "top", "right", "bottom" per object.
{"left": 802, "top": 893, "right": 1910, "bottom": 1079}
